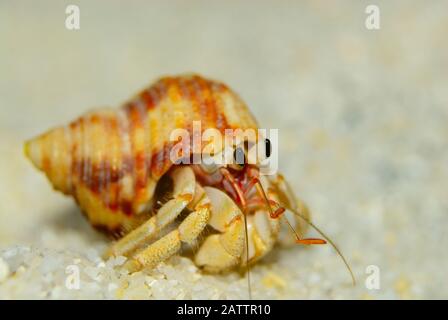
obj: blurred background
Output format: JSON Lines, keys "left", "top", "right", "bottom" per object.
{"left": 0, "top": 0, "right": 447, "bottom": 299}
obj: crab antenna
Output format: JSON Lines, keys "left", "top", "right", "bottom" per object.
{"left": 287, "top": 206, "right": 356, "bottom": 286}
{"left": 242, "top": 211, "right": 252, "bottom": 300}
{"left": 253, "top": 178, "right": 355, "bottom": 285}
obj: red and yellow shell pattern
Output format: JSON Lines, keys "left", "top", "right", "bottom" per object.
{"left": 25, "top": 75, "right": 258, "bottom": 236}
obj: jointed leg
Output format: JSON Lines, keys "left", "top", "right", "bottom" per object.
{"left": 124, "top": 195, "right": 211, "bottom": 272}
{"left": 240, "top": 209, "right": 279, "bottom": 265}
{"left": 194, "top": 187, "right": 246, "bottom": 272}
{"left": 270, "top": 173, "right": 326, "bottom": 246}
{"left": 106, "top": 166, "right": 196, "bottom": 258}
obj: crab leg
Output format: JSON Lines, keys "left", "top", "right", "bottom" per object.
{"left": 240, "top": 209, "right": 280, "bottom": 265}
{"left": 240, "top": 178, "right": 281, "bottom": 264}
{"left": 106, "top": 166, "right": 196, "bottom": 258}
{"left": 269, "top": 174, "right": 314, "bottom": 245}
{"left": 194, "top": 187, "right": 246, "bottom": 272}
{"left": 124, "top": 195, "right": 211, "bottom": 271}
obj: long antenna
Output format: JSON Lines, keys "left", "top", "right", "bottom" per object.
{"left": 288, "top": 206, "right": 356, "bottom": 286}
{"left": 254, "top": 177, "right": 354, "bottom": 285}
{"left": 243, "top": 212, "right": 252, "bottom": 299}
{"left": 270, "top": 174, "right": 356, "bottom": 285}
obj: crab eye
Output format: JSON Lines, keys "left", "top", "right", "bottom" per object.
{"left": 265, "top": 139, "right": 272, "bottom": 158}
{"left": 234, "top": 147, "right": 246, "bottom": 165}
{"left": 228, "top": 147, "right": 245, "bottom": 171}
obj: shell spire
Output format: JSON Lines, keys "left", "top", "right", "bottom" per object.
{"left": 25, "top": 126, "right": 72, "bottom": 194}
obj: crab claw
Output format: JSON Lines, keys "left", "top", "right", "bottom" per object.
{"left": 195, "top": 187, "right": 245, "bottom": 272}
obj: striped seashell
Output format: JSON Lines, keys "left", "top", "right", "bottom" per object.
{"left": 25, "top": 74, "right": 258, "bottom": 236}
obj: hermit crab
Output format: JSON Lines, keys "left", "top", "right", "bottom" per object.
{"left": 25, "top": 74, "right": 354, "bottom": 287}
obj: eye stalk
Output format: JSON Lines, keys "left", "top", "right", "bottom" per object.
{"left": 228, "top": 147, "right": 246, "bottom": 171}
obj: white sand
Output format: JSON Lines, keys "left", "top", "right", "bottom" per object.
{"left": 0, "top": 1, "right": 447, "bottom": 299}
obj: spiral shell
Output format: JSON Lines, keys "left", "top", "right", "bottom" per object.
{"left": 25, "top": 75, "right": 258, "bottom": 235}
